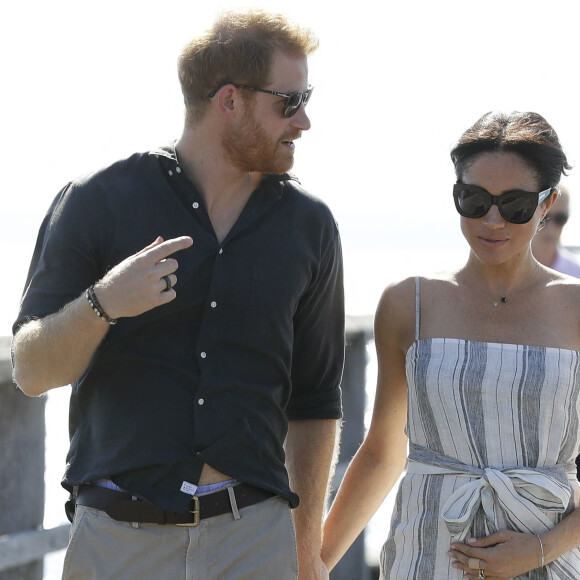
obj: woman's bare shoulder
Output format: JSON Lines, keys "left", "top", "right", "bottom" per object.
{"left": 544, "top": 267, "right": 580, "bottom": 285}
{"left": 375, "top": 273, "right": 454, "bottom": 351}
{"left": 545, "top": 268, "right": 580, "bottom": 312}
{"left": 377, "top": 272, "right": 458, "bottom": 314}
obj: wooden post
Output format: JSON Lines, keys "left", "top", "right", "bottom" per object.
{"left": 0, "top": 337, "right": 46, "bottom": 580}
{"left": 329, "top": 316, "right": 373, "bottom": 580}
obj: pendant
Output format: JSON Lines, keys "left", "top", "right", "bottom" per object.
{"left": 493, "top": 297, "right": 508, "bottom": 308}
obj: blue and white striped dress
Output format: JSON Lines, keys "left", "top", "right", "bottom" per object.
{"left": 380, "top": 279, "right": 580, "bottom": 579}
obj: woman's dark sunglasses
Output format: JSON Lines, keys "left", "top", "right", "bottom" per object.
{"left": 453, "top": 183, "right": 553, "bottom": 224}
{"left": 207, "top": 83, "right": 313, "bottom": 118}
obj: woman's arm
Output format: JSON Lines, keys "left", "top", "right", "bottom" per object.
{"left": 321, "top": 278, "right": 414, "bottom": 571}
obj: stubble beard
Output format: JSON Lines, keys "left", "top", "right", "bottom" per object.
{"left": 221, "top": 108, "right": 295, "bottom": 175}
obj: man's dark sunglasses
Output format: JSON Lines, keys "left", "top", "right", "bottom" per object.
{"left": 547, "top": 211, "right": 569, "bottom": 227}
{"left": 207, "top": 83, "right": 313, "bottom": 118}
{"left": 453, "top": 183, "right": 553, "bottom": 224}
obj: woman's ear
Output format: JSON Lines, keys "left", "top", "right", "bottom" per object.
{"left": 541, "top": 189, "right": 559, "bottom": 218}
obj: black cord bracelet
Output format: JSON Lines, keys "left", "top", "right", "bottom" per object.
{"left": 86, "top": 285, "right": 117, "bottom": 325}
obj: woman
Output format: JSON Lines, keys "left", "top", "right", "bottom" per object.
{"left": 322, "top": 111, "right": 580, "bottom": 579}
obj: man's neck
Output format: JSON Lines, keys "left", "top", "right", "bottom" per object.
{"left": 175, "top": 127, "right": 262, "bottom": 207}
{"left": 175, "top": 127, "right": 262, "bottom": 244}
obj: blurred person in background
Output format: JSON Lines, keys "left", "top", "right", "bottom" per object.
{"left": 532, "top": 184, "right": 580, "bottom": 277}
{"left": 533, "top": 184, "right": 580, "bottom": 483}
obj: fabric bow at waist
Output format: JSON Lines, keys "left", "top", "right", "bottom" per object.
{"left": 407, "top": 443, "right": 576, "bottom": 542}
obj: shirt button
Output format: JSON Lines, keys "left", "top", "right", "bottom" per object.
{"left": 210, "top": 301, "right": 217, "bottom": 308}
{"left": 218, "top": 248, "right": 223, "bottom": 255}
{"left": 168, "top": 170, "right": 173, "bottom": 177}
{"left": 192, "top": 202, "right": 199, "bottom": 209}
{"left": 176, "top": 166, "right": 182, "bottom": 173}
{"left": 200, "top": 351, "right": 207, "bottom": 359}
{"left": 198, "top": 398, "right": 204, "bottom": 405}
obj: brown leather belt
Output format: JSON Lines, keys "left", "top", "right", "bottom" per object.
{"left": 76, "top": 483, "right": 275, "bottom": 526}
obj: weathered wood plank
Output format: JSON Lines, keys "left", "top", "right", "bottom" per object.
{"left": 0, "top": 338, "right": 46, "bottom": 579}
{"left": 0, "top": 525, "right": 70, "bottom": 572}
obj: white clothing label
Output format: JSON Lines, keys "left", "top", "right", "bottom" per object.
{"left": 180, "top": 481, "right": 198, "bottom": 495}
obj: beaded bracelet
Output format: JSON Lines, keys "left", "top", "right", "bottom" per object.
{"left": 86, "top": 285, "right": 117, "bottom": 325}
{"left": 536, "top": 534, "right": 545, "bottom": 568}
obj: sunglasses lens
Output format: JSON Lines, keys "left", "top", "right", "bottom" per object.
{"left": 284, "top": 92, "right": 304, "bottom": 118}
{"left": 498, "top": 193, "right": 536, "bottom": 224}
{"left": 454, "top": 187, "right": 490, "bottom": 218}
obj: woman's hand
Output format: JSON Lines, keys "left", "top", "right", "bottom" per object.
{"left": 448, "top": 530, "right": 544, "bottom": 579}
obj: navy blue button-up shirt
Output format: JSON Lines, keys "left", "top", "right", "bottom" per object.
{"left": 14, "top": 145, "right": 345, "bottom": 512}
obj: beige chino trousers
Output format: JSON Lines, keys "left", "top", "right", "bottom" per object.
{"left": 62, "top": 495, "right": 298, "bottom": 580}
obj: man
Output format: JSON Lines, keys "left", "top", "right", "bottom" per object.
{"left": 11, "top": 10, "right": 344, "bottom": 580}
{"left": 532, "top": 183, "right": 580, "bottom": 482}
{"left": 532, "top": 184, "right": 580, "bottom": 277}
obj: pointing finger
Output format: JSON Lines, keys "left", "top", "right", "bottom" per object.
{"left": 135, "top": 236, "right": 165, "bottom": 256}
{"left": 145, "top": 236, "right": 193, "bottom": 262}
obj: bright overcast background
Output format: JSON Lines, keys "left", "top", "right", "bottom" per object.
{"left": 3, "top": 2, "right": 580, "bottom": 575}
{"left": 3, "top": 0, "right": 580, "bottom": 335}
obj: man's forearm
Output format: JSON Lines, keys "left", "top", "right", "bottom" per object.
{"left": 13, "top": 235, "right": 194, "bottom": 397}
{"left": 285, "top": 419, "right": 341, "bottom": 577}
{"left": 12, "top": 293, "right": 110, "bottom": 396}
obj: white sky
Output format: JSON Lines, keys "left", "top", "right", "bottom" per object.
{"left": 3, "top": 0, "right": 580, "bottom": 335}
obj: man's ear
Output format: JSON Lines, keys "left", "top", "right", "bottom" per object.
{"left": 217, "top": 84, "right": 237, "bottom": 117}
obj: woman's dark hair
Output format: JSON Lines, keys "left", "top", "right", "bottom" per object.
{"left": 451, "top": 111, "right": 572, "bottom": 189}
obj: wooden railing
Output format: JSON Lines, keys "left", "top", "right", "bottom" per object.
{"left": 0, "top": 315, "right": 374, "bottom": 579}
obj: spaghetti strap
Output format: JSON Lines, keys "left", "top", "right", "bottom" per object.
{"left": 414, "top": 276, "right": 421, "bottom": 341}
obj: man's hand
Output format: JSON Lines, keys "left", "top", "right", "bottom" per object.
{"left": 95, "top": 236, "right": 193, "bottom": 320}
{"left": 299, "top": 554, "right": 329, "bottom": 580}
{"left": 12, "top": 235, "right": 193, "bottom": 395}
